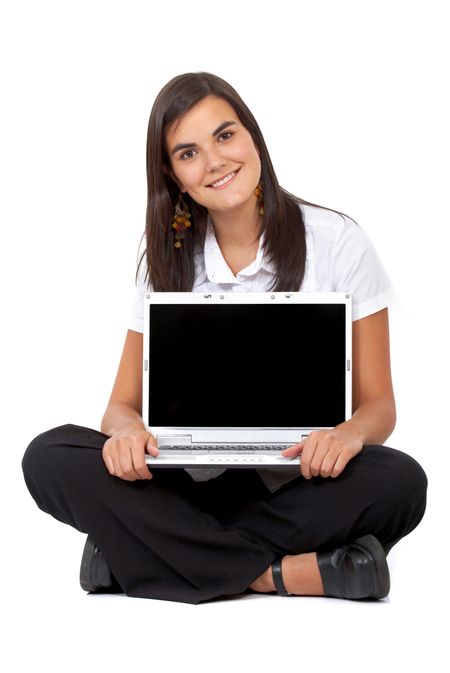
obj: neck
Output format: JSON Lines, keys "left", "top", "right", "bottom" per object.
{"left": 208, "top": 198, "right": 262, "bottom": 249}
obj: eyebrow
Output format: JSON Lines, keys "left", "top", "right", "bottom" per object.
{"left": 170, "top": 120, "right": 237, "bottom": 157}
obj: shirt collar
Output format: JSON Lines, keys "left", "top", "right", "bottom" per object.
{"left": 203, "top": 216, "right": 276, "bottom": 284}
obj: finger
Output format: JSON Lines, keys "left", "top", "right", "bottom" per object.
{"left": 103, "top": 452, "right": 115, "bottom": 476}
{"left": 103, "top": 439, "right": 122, "bottom": 478}
{"left": 331, "top": 452, "right": 351, "bottom": 478}
{"left": 319, "top": 450, "right": 340, "bottom": 478}
{"left": 117, "top": 444, "right": 141, "bottom": 481}
{"left": 304, "top": 431, "right": 341, "bottom": 478}
{"left": 282, "top": 442, "right": 304, "bottom": 457}
{"left": 102, "top": 439, "right": 116, "bottom": 476}
{"left": 309, "top": 442, "right": 336, "bottom": 478}
{"left": 300, "top": 438, "right": 319, "bottom": 479}
{"left": 130, "top": 443, "right": 153, "bottom": 480}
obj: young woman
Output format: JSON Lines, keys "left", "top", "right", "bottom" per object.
{"left": 22, "top": 72, "right": 427, "bottom": 604}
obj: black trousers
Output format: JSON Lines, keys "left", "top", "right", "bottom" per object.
{"left": 22, "top": 423, "right": 427, "bottom": 604}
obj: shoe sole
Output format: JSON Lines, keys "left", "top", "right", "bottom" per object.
{"left": 352, "top": 534, "right": 390, "bottom": 599}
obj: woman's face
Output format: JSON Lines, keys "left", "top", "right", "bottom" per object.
{"left": 165, "top": 95, "right": 261, "bottom": 214}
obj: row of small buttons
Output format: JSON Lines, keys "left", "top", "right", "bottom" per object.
{"left": 205, "top": 456, "right": 267, "bottom": 462}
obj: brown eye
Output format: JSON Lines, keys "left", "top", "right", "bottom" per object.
{"left": 180, "top": 149, "right": 196, "bottom": 160}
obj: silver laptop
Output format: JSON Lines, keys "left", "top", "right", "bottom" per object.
{"left": 143, "top": 291, "right": 352, "bottom": 468}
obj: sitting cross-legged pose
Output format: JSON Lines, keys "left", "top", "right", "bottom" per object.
{"left": 22, "top": 72, "right": 427, "bottom": 604}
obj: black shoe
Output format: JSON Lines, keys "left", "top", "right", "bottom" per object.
{"left": 316, "top": 534, "right": 390, "bottom": 600}
{"left": 80, "top": 535, "right": 122, "bottom": 593}
{"left": 271, "top": 534, "right": 390, "bottom": 600}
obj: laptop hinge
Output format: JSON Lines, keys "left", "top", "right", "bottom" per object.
{"left": 155, "top": 435, "right": 192, "bottom": 445}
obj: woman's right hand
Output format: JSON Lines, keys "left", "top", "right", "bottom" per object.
{"left": 102, "top": 429, "right": 159, "bottom": 481}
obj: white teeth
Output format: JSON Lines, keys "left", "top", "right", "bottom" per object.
{"left": 210, "top": 171, "right": 236, "bottom": 188}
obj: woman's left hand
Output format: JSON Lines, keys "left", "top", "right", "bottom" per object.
{"left": 282, "top": 425, "right": 364, "bottom": 479}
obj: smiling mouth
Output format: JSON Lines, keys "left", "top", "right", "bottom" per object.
{"left": 207, "top": 168, "right": 240, "bottom": 189}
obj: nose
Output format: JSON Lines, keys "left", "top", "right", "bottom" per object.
{"left": 206, "top": 147, "right": 226, "bottom": 174}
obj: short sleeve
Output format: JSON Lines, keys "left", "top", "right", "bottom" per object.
{"left": 333, "top": 216, "right": 396, "bottom": 321}
{"left": 128, "top": 259, "right": 151, "bottom": 334}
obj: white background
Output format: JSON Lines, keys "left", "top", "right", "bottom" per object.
{"left": 1, "top": 0, "right": 448, "bottom": 670}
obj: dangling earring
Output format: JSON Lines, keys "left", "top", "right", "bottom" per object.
{"left": 171, "top": 192, "right": 192, "bottom": 248}
{"left": 255, "top": 182, "right": 264, "bottom": 216}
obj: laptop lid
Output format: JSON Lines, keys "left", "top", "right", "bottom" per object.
{"left": 143, "top": 292, "right": 352, "bottom": 444}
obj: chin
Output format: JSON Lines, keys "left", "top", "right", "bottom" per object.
{"left": 220, "top": 189, "right": 255, "bottom": 208}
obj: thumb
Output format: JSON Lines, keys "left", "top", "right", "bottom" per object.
{"left": 282, "top": 441, "right": 305, "bottom": 456}
{"left": 146, "top": 436, "right": 159, "bottom": 456}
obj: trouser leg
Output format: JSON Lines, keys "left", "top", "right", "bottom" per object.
{"left": 21, "top": 424, "right": 276, "bottom": 604}
{"left": 22, "top": 427, "right": 427, "bottom": 604}
{"left": 218, "top": 445, "right": 428, "bottom": 556}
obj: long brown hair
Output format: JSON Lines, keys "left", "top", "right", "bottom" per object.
{"left": 136, "top": 72, "right": 342, "bottom": 291}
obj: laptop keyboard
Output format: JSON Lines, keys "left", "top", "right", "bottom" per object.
{"left": 148, "top": 444, "right": 301, "bottom": 465}
{"left": 158, "top": 444, "right": 294, "bottom": 452}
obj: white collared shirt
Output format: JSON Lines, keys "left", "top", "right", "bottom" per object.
{"left": 129, "top": 203, "right": 395, "bottom": 492}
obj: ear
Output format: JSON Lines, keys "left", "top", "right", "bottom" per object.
{"left": 163, "top": 164, "right": 185, "bottom": 192}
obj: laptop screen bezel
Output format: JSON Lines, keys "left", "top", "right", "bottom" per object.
{"left": 142, "top": 292, "right": 352, "bottom": 440}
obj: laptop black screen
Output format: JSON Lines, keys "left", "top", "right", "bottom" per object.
{"left": 148, "top": 303, "right": 347, "bottom": 427}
